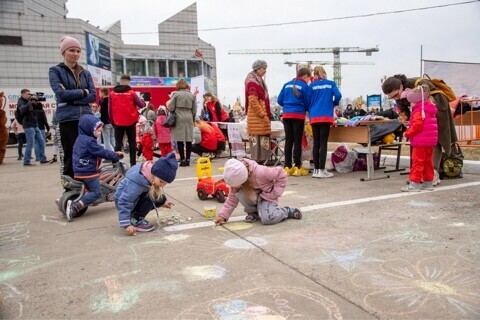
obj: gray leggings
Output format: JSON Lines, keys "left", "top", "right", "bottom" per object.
{"left": 235, "top": 189, "right": 289, "bottom": 225}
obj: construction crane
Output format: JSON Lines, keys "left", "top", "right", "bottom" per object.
{"left": 229, "top": 46, "right": 379, "bottom": 89}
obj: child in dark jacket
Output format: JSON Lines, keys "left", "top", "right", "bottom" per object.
{"left": 66, "top": 114, "right": 122, "bottom": 221}
{"left": 115, "top": 152, "right": 178, "bottom": 235}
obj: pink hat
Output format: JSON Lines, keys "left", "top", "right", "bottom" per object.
{"left": 60, "top": 35, "right": 81, "bottom": 54}
{"left": 223, "top": 159, "right": 248, "bottom": 187}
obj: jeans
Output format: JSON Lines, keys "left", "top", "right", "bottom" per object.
{"left": 36, "top": 130, "right": 47, "bottom": 161}
{"left": 17, "top": 133, "right": 26, "bottom": 157}
{"left": 80, "top": 177, "right": 101, "bottom": 207}
{"left": 24, "top": 127, "right": 46, "bottom": 164}
{"left": 102, "top": 124, "right": 115, "bottom": 151}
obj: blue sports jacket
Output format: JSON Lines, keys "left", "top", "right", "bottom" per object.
{"left": 277, "top": 78, "right": 310, "bottom": 120}
{"left": 309, "top": 79, "right": 342, "bottom": 124}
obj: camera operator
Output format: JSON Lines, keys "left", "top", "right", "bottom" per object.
{"left": 17, "top": 89, "right": 48, "bottom": 166}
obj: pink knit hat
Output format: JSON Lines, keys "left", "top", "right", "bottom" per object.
{"left": 223, "top": 159, "right": 248, "bottom": 187}
{"left": 60, "top": 35, "right": 81, "bottom": 54}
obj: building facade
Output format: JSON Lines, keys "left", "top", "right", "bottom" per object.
{"left": 0, "top": 0, "right": 216, "bottom": 92}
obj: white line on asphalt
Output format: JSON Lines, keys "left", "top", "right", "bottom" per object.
{"left": 164, "top": 180, "right": 480, "bottom": 232}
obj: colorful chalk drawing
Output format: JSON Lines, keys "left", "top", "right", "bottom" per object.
{"left": 307, "top": 249, "right": 383, "bottom": 272}
{"left": 90, "top": 275, "right": 139, "bottom": 314}
{"left": 174, "top": 286, "right": 343, "bottom": 319}
{"left": 183, "top": 265, "right": 226, "bottom": 282}
{"left": 0, "top": 255, "right": 40, "bottom": 267}
{"left": 215, "top": 221, "right": 254, "bottom": 231}
{"left": 0, "top": 221, "right": 30, "bottom": 250}
{"left": 0, "top": 283, "right": 28, "bottom": 319}
{"left": 351, "top": 256, "right": 480, "bottom": 316}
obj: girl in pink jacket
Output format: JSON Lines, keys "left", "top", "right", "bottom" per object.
{"left": 214, "top": 158, "right": 302, "bottom": 225}
{"left": 154, "top": 106, "right": 173, "bottom": 157}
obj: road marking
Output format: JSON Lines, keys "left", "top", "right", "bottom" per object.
{"left": 163, "top": 181, "right": 480, "bottom": 232}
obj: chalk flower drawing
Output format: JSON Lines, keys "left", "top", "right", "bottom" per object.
{"left": 352, "top": 256, "right": 480, "bottom": 316}
{"left": 308, "top": 249, "right": 382, "bottom": 272}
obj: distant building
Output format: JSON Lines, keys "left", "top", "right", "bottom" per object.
{"left": 0, "top": 0, "right": 216, "bottom": 92}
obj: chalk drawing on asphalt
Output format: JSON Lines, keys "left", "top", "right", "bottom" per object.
{"left": 0, "top": 255, "right": 40, "bottom": 268}
{"left": 41, "top": 215, "right": 67, "bottom": 226}
{"left": 183, "top": 265, "right": 226, "bottom": 282}
{"left": 457, "top": 242, "right": 480, "bottom": 265}
{"left": 174, "top": 286, "right": 343, "bottom": 320}
{"left": 0, "top": 283, "right": 28, "bottom": 319}
{"left": 0, "top": 221, "right": 30, "bottom": 251}
{"left": 351, "top": 256, "right": 480, "bottom": 316}
{"left": 90, "top": 275, "right": 139, "bottom": 314}
{"left": 223, "top": 236, "right": 268, "bottom": 250}
{"left": 307, "top": 249, "right": 383, "bottom": 272}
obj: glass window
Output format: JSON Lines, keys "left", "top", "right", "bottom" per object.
{"left": 158, "top": 60, "right": 167, "bottom": 77}
{"left": 187, "top": 61, "right": 201, "bottom": 77}
{"left": 114, "top": 60, "right": 123, "bottom": 74}
{"left": 177, "top": 61, "right": 186, "bottom": 78}
{"left": 126, "top": 59, "right": 145, "bottom": 76}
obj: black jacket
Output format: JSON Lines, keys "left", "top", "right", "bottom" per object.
{"left": 17, "top": 97, "right": 42, "bottom": 129}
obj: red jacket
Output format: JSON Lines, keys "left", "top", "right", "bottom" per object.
{"left": 109, "top": 85, "right": 145, "bottom": 126}
{"left": 210, "top": 123, "right": 226, "bottom": 142}
{"left": 200, "top": 126, "right": 217, "bottom": 151}
{"left": 206, "top": 101, "right": 229, "bottom": 122}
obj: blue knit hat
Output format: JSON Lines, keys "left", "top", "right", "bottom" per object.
{"left": 151, "top": 153, "right": 178, "bottom": 183}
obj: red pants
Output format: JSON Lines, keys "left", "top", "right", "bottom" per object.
{"left": 409, "top": 146, "right": 434, "bottom": 183}
{"left": 158, "top": 143, "right": 173, "bottom": 157}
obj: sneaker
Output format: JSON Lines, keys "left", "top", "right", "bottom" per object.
{"left": 421, "top": 181, "right": 434, "bottom": 191}
{"left": 23, "top": 163, "right": 36, "bottom": 166}
{"left": 17, "top": 155, "right": 22, "bottom": 161}
{"left": 312, "top": 169, "right": 333, "bottom": 179}
{"left": 40, "top": 160, "right": 49, "bottom": 164}
{"left": 65, "top": 200, "right": 79, "bottom": 222}
{"left": 284, "top": 167, "right": 294, "bottom": 176}
{"left": 401, "top": 182, "right": 422, "bottom": 192}
{"left": 245, "top": 212, "right": 259, "bottom": 223}
{"left": 132, "top": 218, "right": 155, "bottom": 232}
{"left": 433, "top": 170, "right": 441, "bottom": 186}
{"left": 286, "top": 207, "right": 302, "bottom": 219}
{"left": 50, "top": 157, "right": 57, "bottom": 164}
{"left": 292, "top": 166, "right": 309, "bottom": 177}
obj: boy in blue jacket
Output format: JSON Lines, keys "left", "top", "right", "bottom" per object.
{"left": 66, "top": 114, "right": 122, "bottom": 221}
{"left": 115, "top": 152, "right": 178, "bottom": 235}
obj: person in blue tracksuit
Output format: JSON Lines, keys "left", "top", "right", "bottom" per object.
{"left": 277, "top": 67, "right": 312, "bottom": 177}
{"left": 309, "top": 66, "right": 342, "bottom": 179}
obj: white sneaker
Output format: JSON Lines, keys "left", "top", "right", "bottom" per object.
{"left": 433, "top": 170, "right": 441, "bottom": 186}
{"left": 312, "top": 169, "right": 333, "bottom": 179}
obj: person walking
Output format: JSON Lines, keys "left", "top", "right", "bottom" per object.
{"left": 309, "top": 66, "right": 342, "bottom": 178}
{"left": 10, "top": 118, "right": 25, "bottom": 161}
{"left": 277, "top": 67, "right": 311, "bottom": 176}
{"left": 245, "top": 60, "right": 271, "bottom": 162}
{"left": 167, "top": 78, "right": 197, "bottom": 167}
{"left": 49, "top": 35, "right": 96, "bottom": 178}
{"left": 99, "top": 87, "right": 115, "bottom": 152}
{"left": 0, "top": 91, "right": 7, "bottom": 165}
{"left": 109, "top": 74, "right": 146, "bottom": 167}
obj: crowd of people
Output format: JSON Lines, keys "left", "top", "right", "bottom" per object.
{"left": 1, "top": 34, "right": 460, "bottom": 234}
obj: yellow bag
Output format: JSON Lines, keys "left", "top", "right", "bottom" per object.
{"left": 415, "top": 74, "right": 456, "bottom": 102}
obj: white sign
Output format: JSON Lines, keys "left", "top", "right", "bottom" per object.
{"left": 190, "top": 75, "right": 205, "bottom": 117}
{"left": 3, "top": 88, "right": 57, "bottom": 125}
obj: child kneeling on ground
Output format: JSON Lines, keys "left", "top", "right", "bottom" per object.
{"left": 214, "top": 158, "right": 302, "bottom": 225}
{"left": 115, "top": 152, "right": 178, "bottom": 235}
{"left": 66, "top": 114, "right": 123, "bottom": 221}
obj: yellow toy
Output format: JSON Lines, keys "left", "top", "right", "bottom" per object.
{"left": 382, "top": 132, "right": 396, "bottom": 144}
{"left": 196, "top": 157, "right": 229, "bottom": 203}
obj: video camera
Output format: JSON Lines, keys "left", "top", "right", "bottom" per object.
{"left": 29, "top": 92, "right": 46, "bottom": 102}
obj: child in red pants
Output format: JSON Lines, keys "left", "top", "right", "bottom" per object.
{"left": 401, "top": 85, "right": 438, "bottom": 192}
{"left": 154, "top": 106, "right": 173, "bottom": 157}
{"left": 141, "top": 125, "right": 155, "bottom": 161}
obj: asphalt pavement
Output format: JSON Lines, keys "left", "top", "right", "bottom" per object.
{"left": 1, "top": 145, "right": 480, "bottom": 319}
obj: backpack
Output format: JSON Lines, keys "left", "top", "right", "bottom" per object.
{"left": 439, "top": 143, "right": 463, "bottom": 180}
{"left": 415, "top": 74, "right": 456, "bottom": 102}
{"left": 15, "top": 107, "right": 24, "bottom": 125}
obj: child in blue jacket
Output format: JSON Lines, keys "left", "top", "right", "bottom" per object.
{"left": 66, "top": 114, "right": 122, "bottom": 221}
{"left": 115, "top": 152, "right": 178, "bottom": 235}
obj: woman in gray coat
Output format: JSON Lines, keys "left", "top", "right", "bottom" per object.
{"left": 167, "top": 79, "right": 197, "bottom": 166}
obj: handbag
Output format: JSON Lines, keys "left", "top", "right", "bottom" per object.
{"left": 163, "top": 111, "right": 176, "bottom": 128}
{"left": 439, "top": 142, "right": 463, "bottom": 179}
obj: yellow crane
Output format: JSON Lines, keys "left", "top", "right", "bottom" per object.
{"left": 229, "top": 46, "right": 379, "bottom": 89}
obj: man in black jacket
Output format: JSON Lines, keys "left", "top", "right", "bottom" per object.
{"left": 17, "top": 89, "right": 48, "bottom": 166}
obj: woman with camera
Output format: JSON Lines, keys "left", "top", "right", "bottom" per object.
{"left": 49, "top": 35, "right": 96, "bottom": 178}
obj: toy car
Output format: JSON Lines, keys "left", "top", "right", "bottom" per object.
{"left": 196, "top": 157, "right": 229, "bottom": 203}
